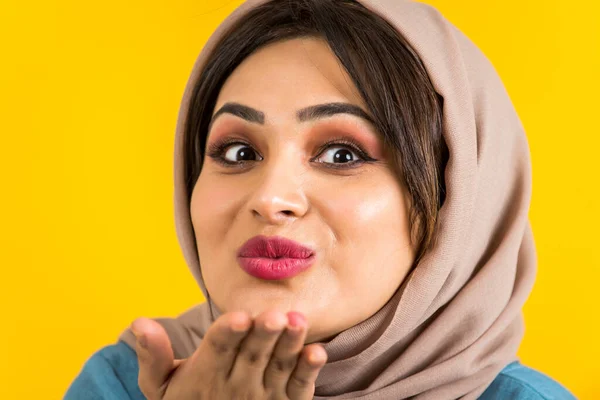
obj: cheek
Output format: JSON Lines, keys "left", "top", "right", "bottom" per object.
{"left": 190, "top": 174, "right": 247, "bottom": 299}
{"left": 190, "top": 174, "right": 242, "bottom": 247}
{"left": 322, "top": 178, "right": 413, "bottom": 288}
{"left": 326, "top": 178, "right": 410, "bottom": 242}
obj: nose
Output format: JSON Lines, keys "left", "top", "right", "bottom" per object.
{"left": 247, "top": 162, "right": 309, "bottom": 225}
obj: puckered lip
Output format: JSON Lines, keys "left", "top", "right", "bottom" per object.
{"left": 237, "top": 235, "right": 315, "bottom": 259}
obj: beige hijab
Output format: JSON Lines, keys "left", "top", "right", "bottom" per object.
{"left": 119, "top": 0, "right": 537, "bottom": 398}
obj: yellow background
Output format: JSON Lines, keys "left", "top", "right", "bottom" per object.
{"left": 1, "top": 0, "right": 598, "bottom": 398}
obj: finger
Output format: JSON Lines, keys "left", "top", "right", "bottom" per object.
{"left": 131, "top": 317, "right": 176, "bottom": 400}
{"left": 190, "top": 311, "right": 253, "bottom": 383}
{"left": 286, "top": 344, "right": 327, "bottom": 400}
{"left": 264, "top": 312, "right": 307, "bottom": 394}
{"left": 227, "top": 310, "right": 288, "bottom": 389}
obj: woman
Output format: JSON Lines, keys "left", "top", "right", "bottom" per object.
{"left": 64, "top": 0, "right": 577, "bottom": 398}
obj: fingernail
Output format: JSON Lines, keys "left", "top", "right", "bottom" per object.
{"left": 131, "top": 318, "right": 148, "bottom": 348}
{"left": 308, "top": 350, "right": 326, "bottom": 365}
{"left": 136, "top": 333, "right": 148, "bottom": 349}
{"left": 231, "top": 314, "right": 251, "bottom": 332}
{"left": 286, "top": 312, "right": 306, "bottom": 329}
{"left": 132, "top": 328, "right": 148, "bottom": 349}
{"left": 265, "top": 314, "right": 287, "bottom": 331}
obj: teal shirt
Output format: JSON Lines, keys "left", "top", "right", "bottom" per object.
{"left": 64, "top": 341, "right": 576, "bottom": 399}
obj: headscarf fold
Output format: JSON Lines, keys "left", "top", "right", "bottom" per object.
{"left": 119, "top": 1, "right": 537, "bottom": 398}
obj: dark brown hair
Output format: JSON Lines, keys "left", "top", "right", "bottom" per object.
{"left": 184, "top": 0, "right": 448, "bottom": 268}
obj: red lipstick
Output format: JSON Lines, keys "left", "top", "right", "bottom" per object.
{"left": 237, "top": 235, "right": 315, "bottom": 280}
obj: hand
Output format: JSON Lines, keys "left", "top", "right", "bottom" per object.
{"left": 131, "top": 309, "right": 327, "bottom": 400}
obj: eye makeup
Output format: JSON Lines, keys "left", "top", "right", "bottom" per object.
{"left": 310, "top": 135, "right": 378, "bottom": 170}
{"left": 206, "top": 137, "right": 262, "bottom": 168}
{"left": 204, "top": 115, "right": 385, "bottom": 170}
{"left": 308, "top": 118, "right": 384, "bottom": 160}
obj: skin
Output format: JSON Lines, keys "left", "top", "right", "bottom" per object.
{"left": 191, "top": 36, "right": 416, "bottom": 343}
{"left": 132, "top": 310, "right": 326, "bottom": 399}
{"left": 131, "top": 36, "right": 417, "bottom": 399}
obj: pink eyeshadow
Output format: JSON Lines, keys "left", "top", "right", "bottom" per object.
{"left": 311, "top": 119, "right": 384, "bottom": 159}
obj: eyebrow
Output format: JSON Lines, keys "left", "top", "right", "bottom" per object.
{"left": 208, "top": 101, "right": 375, "bottom": 131}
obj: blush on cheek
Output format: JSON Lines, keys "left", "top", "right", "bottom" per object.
{"left": 194, "top": 178, "right": 241, "bottom": 215}
{"left": 190, "top": 186, "right": 238, "bottom": 242}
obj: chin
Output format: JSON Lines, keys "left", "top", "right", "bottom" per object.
{"left": 219, "top": 289, "right": 295, "bottom": 315}
{"left": 217, "top": 293, "right": 343, "bottom": 344}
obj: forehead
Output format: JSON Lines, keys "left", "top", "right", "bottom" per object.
{"left": 214, "top": 37, "right": 367, "bottom": 120}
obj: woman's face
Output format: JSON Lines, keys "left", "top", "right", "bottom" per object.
{"left": 191, "top": 37, "right": 416, "bottom": 343}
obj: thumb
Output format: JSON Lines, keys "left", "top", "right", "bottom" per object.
{"left": 131, "top": 317, "right": 177, "bottom": 399}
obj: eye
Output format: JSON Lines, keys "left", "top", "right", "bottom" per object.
{"left": 311, "top": 137, "right": 378, "bottom": 170}
{"left": 206, "top": 139, "right": 263, "bottom": 168}
{"left": 206, "top": 136, "right": 377, "bottom": 170}
{"left": 223, "top": 144, "right": 259, "bottom": 162}
{"left": 315, "top": 145, "right": 361, "bottom": 165}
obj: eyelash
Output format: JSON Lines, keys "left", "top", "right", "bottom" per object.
{"left": 205, "top": 135, "right": 377, "bottom": 170}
